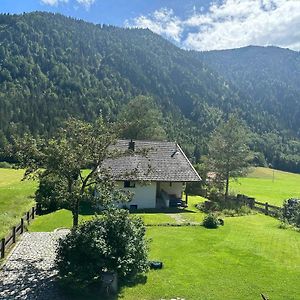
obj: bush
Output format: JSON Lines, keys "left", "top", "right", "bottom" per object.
{"left": 197, "top": 200, "right": 253, "bottom": 217}
{"left": 196, "top": 201, "right": 219, "bottom": 213}
{"left": 35, "top": 174, "right": 67, "bottom": 212}
{"left": 203, "top": 213, "right": 219, "bottom": 229}
{"left": 55, "top": 209, "right": 149, "bottom": 292}
{"left": 282, "top": 198, "right": 300, "bottom": 228}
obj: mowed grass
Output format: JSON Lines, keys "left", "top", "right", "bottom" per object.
{"left": 120, "top": 215, "right": 300, "bottom": 300}
{"left": 0, "top": 168, "right": 37, "bottom": 238}
{"left": 29, "top": 194, "right": 207, "bottom": 232}
{"left": 29, "top": 209, "right": 300, "bottom": 299}
{"left": 28, "top": 194, "right": 300, "bottom": 300}
{"left": 230, "top": 167, "right": 300, "bottom": 206}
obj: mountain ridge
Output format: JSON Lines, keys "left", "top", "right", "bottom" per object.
{"left": 0, "top": 12, "right": 299, "bottom": 172}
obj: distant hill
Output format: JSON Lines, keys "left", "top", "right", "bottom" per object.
{"left": 0, "top": 12, "right": 299, "bottom": 172}
{"left": 196, "top": 46, "right": 300, "bottom": 137}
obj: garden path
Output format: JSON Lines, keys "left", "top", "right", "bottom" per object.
{"left": 0, "top": 231, "right": 68, "bottom": 300}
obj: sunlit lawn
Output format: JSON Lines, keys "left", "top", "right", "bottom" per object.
{"left": 119, "top": 214, "right": 300, "bottom": 300}
{"left": 29, "top": 208, "right": 300, "bottom": 300}
{"left": 230, "top": 167, "right": 300, "bottom": 206}
{"left": 0, "top": 168, "right": 37, "bottom": 238}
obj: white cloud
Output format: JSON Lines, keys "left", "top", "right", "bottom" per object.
{"left": 126, "top": 0, "right": 300, "bottom": 51}
{"left": 76, "top": 0, "right": 96, "bottom": 10}
{"left": 40, "top": 0, "right": 68, "bottom": 6}
{"left": 125, "top": 8, "right": 182, "bottom": 42}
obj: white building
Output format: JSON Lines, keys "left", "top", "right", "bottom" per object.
{"left": 102, "top": 139, "right": 201, "bottom": 210}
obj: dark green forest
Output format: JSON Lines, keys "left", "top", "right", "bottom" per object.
{"left": 0, "top": 12, "right": 299, "bottom": 172}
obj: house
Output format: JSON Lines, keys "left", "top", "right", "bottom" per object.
{"left": 101, "top": 139, "right": 201, "bottom": 209}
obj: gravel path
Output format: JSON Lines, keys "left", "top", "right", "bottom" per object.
{"left": 0, "top": 231, "right": 69, "bottom": 300}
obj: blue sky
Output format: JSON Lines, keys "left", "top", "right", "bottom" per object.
{"left": 1, "top": 0, "right": 300, "bottom": 51}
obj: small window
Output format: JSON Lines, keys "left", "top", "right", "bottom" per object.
{"left": 130, "top": 204, "right": 138, "bottom": 210}
{"left": 124, "top": 181, "right": 135, "bottom": 188}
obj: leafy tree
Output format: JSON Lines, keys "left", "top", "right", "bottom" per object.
{"left": 35, "top": 174, "right": 67, "bottom": 212}
{"left": 205, "top": 115, "right": 252, "bottom": 199}
{"left": 55, "top": 209, "right": 149, "bottom": 291}
{"left": 119, "top": 95, "right": 167, "bottom": 141}
{"left": 11, "top": 117, "right": 121, "bottom": 227}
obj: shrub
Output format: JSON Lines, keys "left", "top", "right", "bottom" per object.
{"left": 196, "top": 201, "right": 219, "bottom": 213}
{"left": 197, "top": 200, "right": 253, "bottom": 217}
{"left": 203, "top": 213, "right": 219, "bottom": 229}
{"left": 35, "top": 174, "right": 67, "bottom": 212}
{"left": 282, "top": 198, "right": 300, "bottom": 228}
{"left": 55, "top": 209, "right": 149, "bottom": 292}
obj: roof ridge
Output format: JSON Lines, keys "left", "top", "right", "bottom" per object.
{"left": 176, "top": 144, "right": 202, "bottom": 181}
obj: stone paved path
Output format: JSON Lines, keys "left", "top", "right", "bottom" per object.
{"left": 0, "top": 231, "right": 69, "bottom": 300}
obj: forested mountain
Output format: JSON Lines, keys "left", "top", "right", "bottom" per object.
{"left": 0, "top": 12, "right": 299, "bottom": 172}
{"left": 196, "top": 46, "right": 300, "bottom": 137}
{"left": 195, "top": 46, "right": 300, "bottom": 172}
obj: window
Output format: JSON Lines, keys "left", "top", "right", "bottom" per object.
{"left": 124, "top": 181, "right": 135, "bottom": 188}
{"left": 130, "top": 204, "right": 138, "bottom": 210}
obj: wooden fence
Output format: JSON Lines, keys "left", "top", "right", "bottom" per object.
{"left": 236, "top": 194, "right": 282, "bottom": 217}
{"left": 0, "top": 205, "right": 39, "bottom": 259}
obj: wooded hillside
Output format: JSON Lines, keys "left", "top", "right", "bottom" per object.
{"left": 0, "top": 12, "right": 299, "bottom": 172}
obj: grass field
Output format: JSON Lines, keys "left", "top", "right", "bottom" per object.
{"left": 0, "top": 168, "right": 37, "bottom": 238}
{"left": 28, "top": 204, "right": 300, "bottom": 300}
{"left": 230, "top": 167, "right": 300, "bottom": 206}
{"left": 119, "top": 215, "right": 300, "bottom": 300}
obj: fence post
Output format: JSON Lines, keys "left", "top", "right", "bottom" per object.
{"left": 20, "top": 218, "right": 24, "bottom": 234}
{"left": 27, "top": 211, "right": 30, "bottom": 224}
{"left": 248, "top": 198, "right": 255, "bottom": 209}
{"left": 1, "top": 238, "right": 5, "bottom": 258}
{"left": 265, "top": 202, "right": 269, "bottom": 215}
{"left": 12, "top": 226, "right": 16, "bottom": 244}
{"left": 32, "top": 207, "right": 35, "bottom": 220}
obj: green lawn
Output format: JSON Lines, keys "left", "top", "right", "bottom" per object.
{"left": 119, "top": 215, "right": 300, "bottom": 300}
{"left": 29, "top": 194, "right": 206, "bottom": 232}
{"left": 230, "top": 167, "right": 300, "bottom": 206}
{"left": 0, "top": 168, "right": 37, "bottom": 238}
{"left": 29, "top": 206, "right": 300, "bottom": 300}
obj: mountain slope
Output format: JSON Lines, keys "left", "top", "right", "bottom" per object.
{"left": 195, "top": 46, "right": 300, "bottom": 137}
{"left": 0, "top": 12, "right": 299, "bottom": 172}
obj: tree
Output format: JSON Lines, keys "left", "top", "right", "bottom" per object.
{"left": 119, "top": 95, "right": 167, "bottom": 141}
{"left": 12, "top": 117, "right": 121, "bottom": 227}
{"left": 205, "top": 115, "right": 252, "bottom": 199}
{"left": 55, "top": 209, "right": 149, "bottom": 292}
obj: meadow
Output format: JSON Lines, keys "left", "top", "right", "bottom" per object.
{"left": 230, "top": 167, "right": 300, "bottom": 206}
{"left": 0, "top": 168, "right": 37, "bottom": 238}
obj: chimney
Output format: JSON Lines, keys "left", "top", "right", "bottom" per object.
{"left": 128, "top": 139, "right": 135, "bottom": 151}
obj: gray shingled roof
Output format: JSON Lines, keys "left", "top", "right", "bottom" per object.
{"left": 101, "top": 139, "right": 201, "bottom": 182}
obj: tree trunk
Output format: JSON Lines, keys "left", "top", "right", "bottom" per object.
{"left": 72, "top": 197, "right": 80, "bottom": 227}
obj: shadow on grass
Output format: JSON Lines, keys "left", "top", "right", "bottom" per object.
{"left": 61, "top": 274, "right": 148, "bottom": 300}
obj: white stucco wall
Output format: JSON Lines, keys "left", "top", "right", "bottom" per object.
{"left": 116, "top": 181, "right": 157, "bottom": 209}
{"left": 160, "top": 182, "right": 185, "bottom": 198}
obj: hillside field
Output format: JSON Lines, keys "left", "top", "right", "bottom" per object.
{"left": 230, "top": 167, "right": 300, "bottom": 206}
{"left": 0, "top": 168, "right": 37, "bottom": 238}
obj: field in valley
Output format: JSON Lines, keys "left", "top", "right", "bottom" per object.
{"left": 230, "top": 167, "right": 300, "bottom": 206}
{"left": 0, "top": 168, "right": 37, "bottom": 238}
